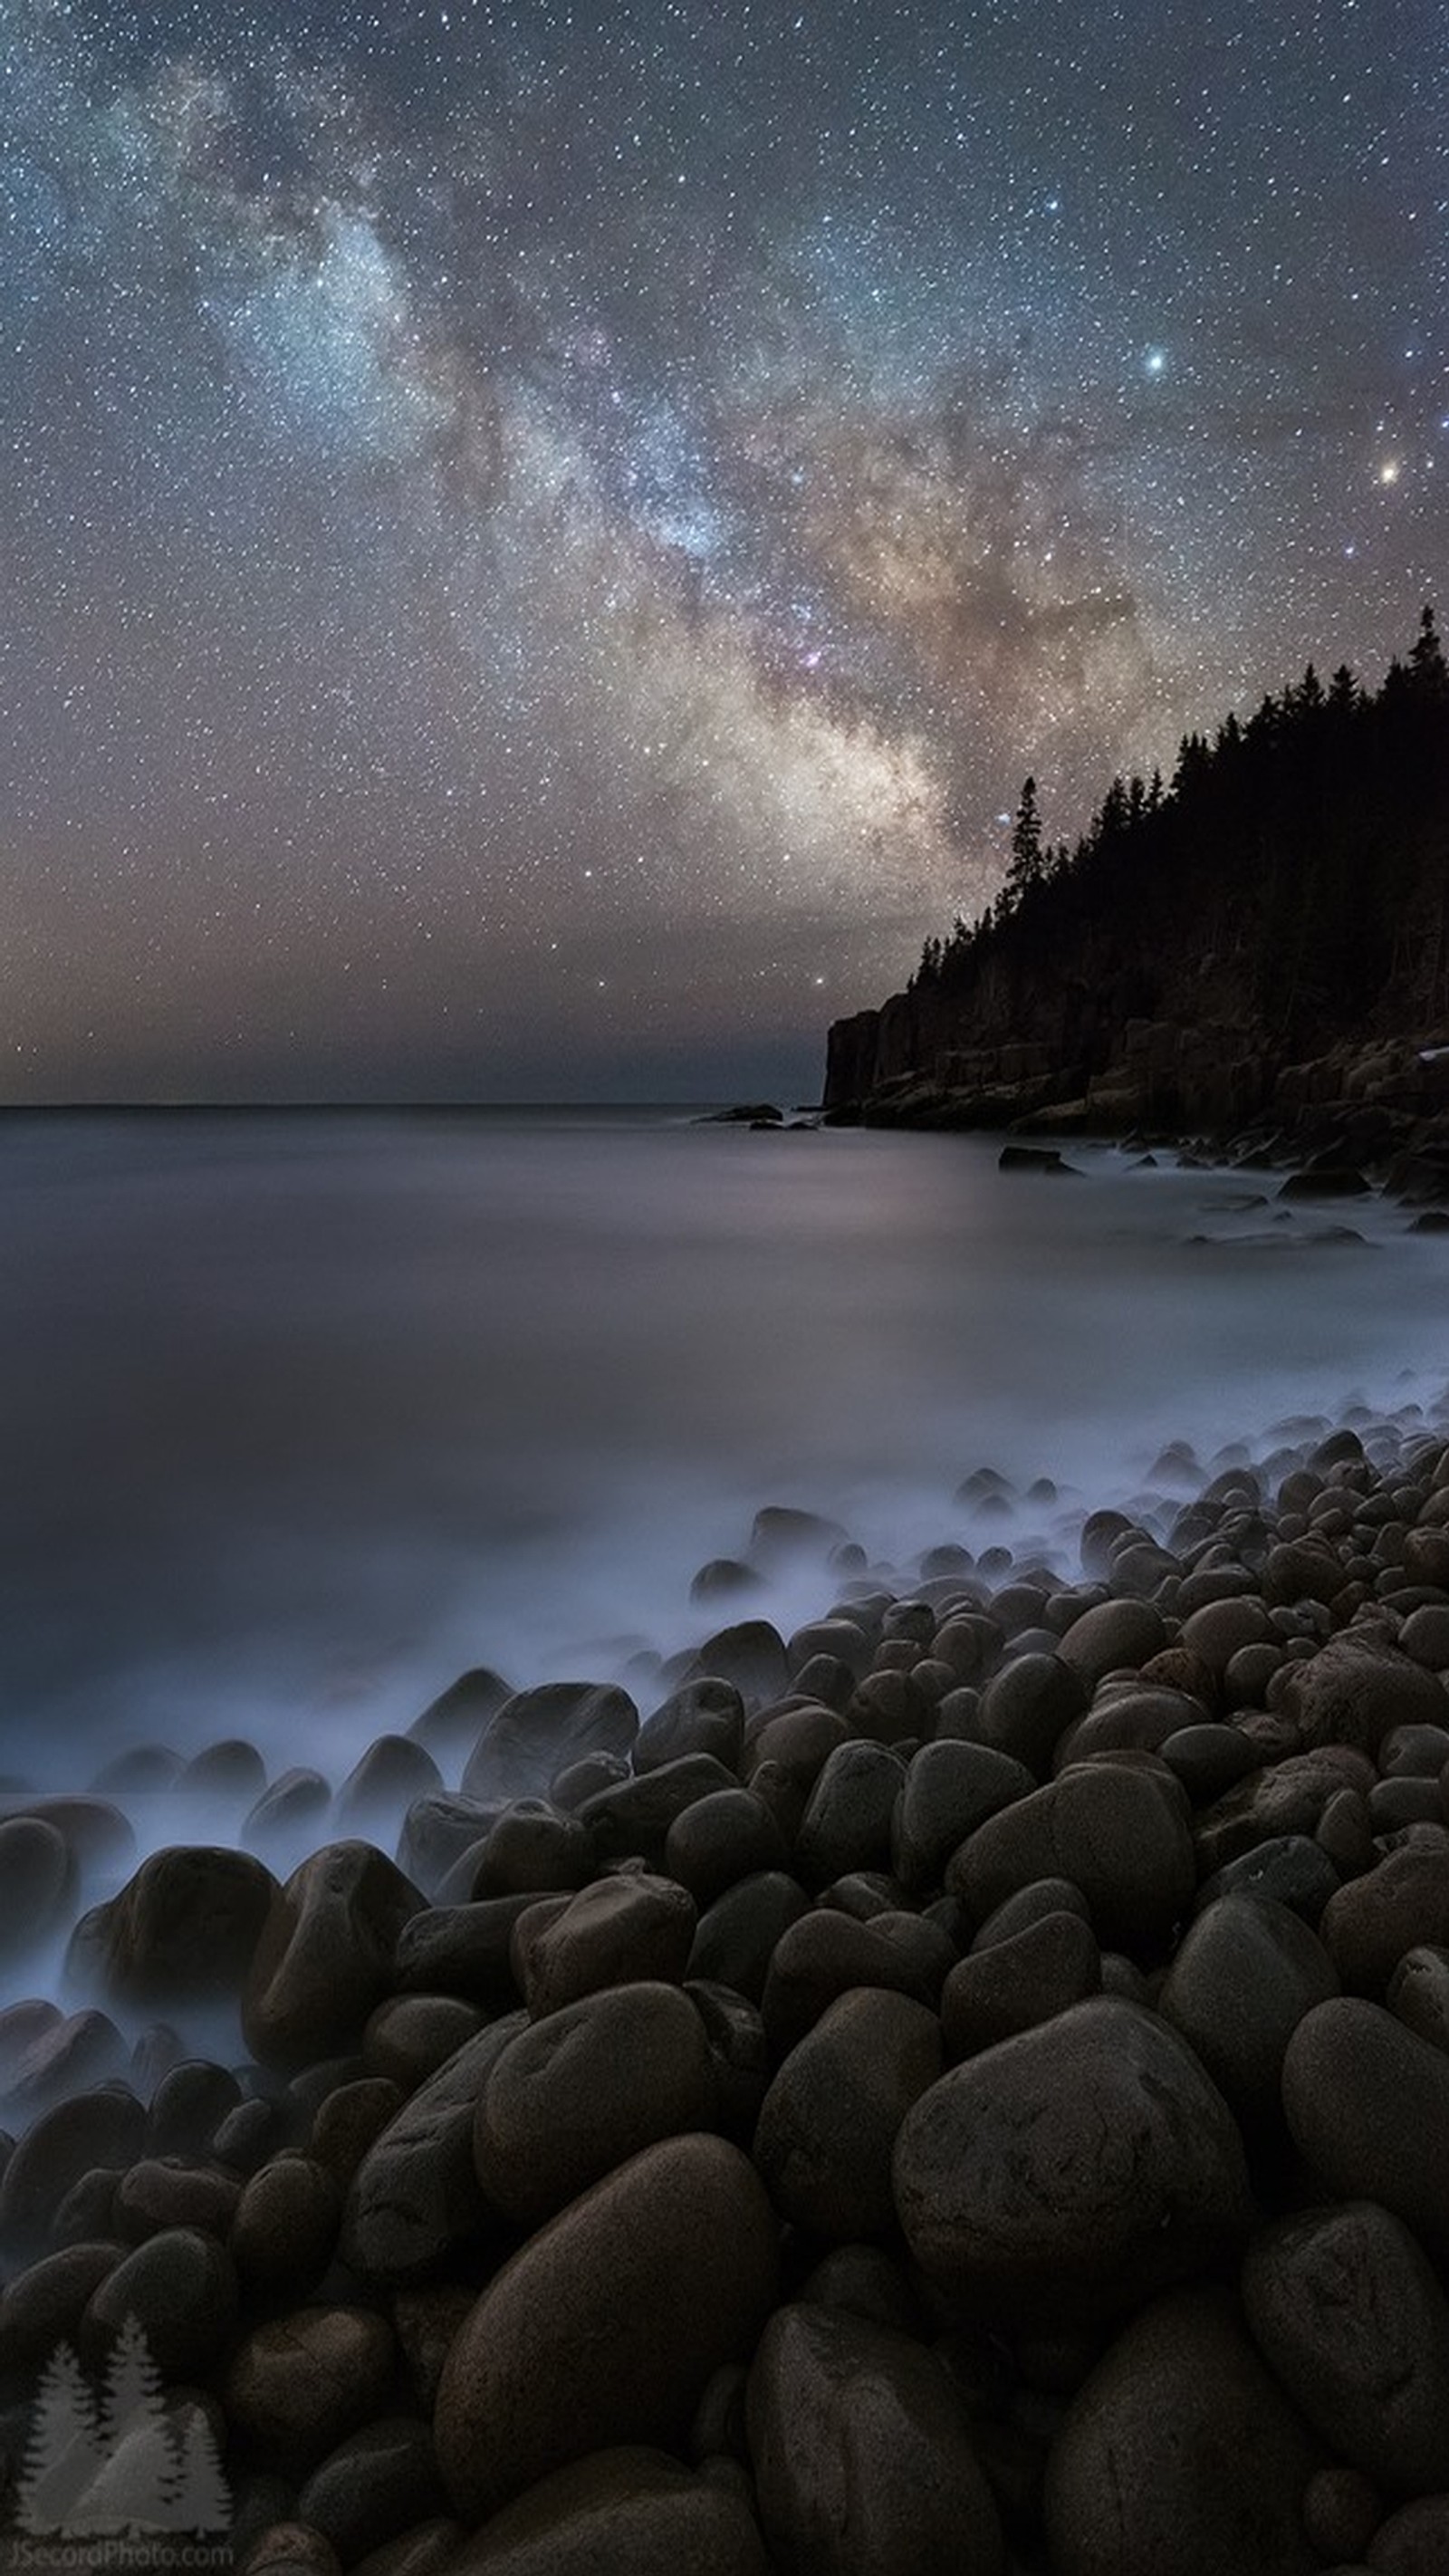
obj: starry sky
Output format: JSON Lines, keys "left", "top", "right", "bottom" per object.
{"left": 3, "top": 0, "right": 1446, "bottom": 1101}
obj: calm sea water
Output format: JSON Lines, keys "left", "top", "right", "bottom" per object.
{"left": 3, "top": 1106, "right": 1447, "bottom": 1787}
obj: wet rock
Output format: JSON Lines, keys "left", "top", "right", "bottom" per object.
{"left": 665, "top": 1789, "right": 788, "bottom": 1905}
{"left": 25, "top": 1795, "right": 137, "bottom": 1886}
{"left": 335, "top": 1738, "right": 444, "bottom": 1838}
{"left": 1321, "top": 1843, "right": 1449, "bottom": 1995}
{"left": 948, "top": 1761, "right": 1195, "bottom": 1953}
{"left": 408, "top": 1667, "right": 513, "bottom": 1767}
{"left": 760, "top": 1908, "right": 953, "bottom": 2053}
{"left": 465, "top": 1802, "right": 594, "bottom": 1901}
{"left": 747, "top": 2302, "right": 1004, "bottom": 2575}
{"left": 462, "top": 1684, "right": 638, "bottom": 1802}
{"left": 244, "top": 1772, "right": 336, "bottom": 1874}
{"left": 1275, "top": 1630, "right": 1448, "bottom": 1755}
{"left": 363, "top": 1994, "right": 485, "bottom": 2090}
{"left": 0, "top": 1817, "right": 74, "bottom": 1957}
{"left": 310, "top": 2077, "right": 406, "bottom": 2187}
{"left": 1, "top": 2008, "right": 130, "bottom": 2117}
{"left": 177, "top": 1736, "right": 269, "bottom": 1804}
{"left": 396, "top": 1794, "right": 505, "bottom": 1897}
{"left": 244, "top": 1843, "right": 427, "bottom": 2072}
{"left": 1056, "top": 1599, "right": 1167, "bottom": 1691}
{"left": 513, "top": 1872, "right": 696, "bottom": 2018}
{"left": 1199, "top": 1832, "right": 1341, "bottom": 1923}
{"left": 793, "top": 1742, "right": 907, "bottom": 1889}
{"left": 298, "top": 2418, "right": 446, "bottom": 2565}
{"left": 894, "top": 1996, "right": 1253, "bottom": 2326}
{"left": 574, "top": 1754, "right": 737, "bottom": 1866}
{"left": 434, "top": 2133, "right": 779, "bottom": 2522}
{"left": 76, "top": 1845, "right": 277, "bottom": 2007}
{"left": 685, "top": 1622, "right": 791, "bottom": 1708}
{"left": 1367, "top": 2494, "right": 1449, "bottom": 2571}
{"left": 231, "top": 2155, "right": 341, "bottom": 2291}
{"left": 474, "top": 1981, "right": 718, "bottom": 2226}
{"left": 343, "top": 2014, "right": 525, "bottom": 2284}
{"left": 1242, "top": 2199, "right": 1449, "bottom": 2497}
{"left": 941, "top": 1909, "right": 1100, "bottom": 2059}
{"left": 393, "top": 1896, "right": 540, "bottom": 2010}
{"left": 225, "top": 2306, "right": 398, "bottom": 2474}
{"left": 1282, "top": 1998, "right": 1449, "bottom": 2260}
{"left": 114, "top": 2155, "right": 243, "bottom": 2242}
{"left": 1157, "top": 1893, "right": 1339, "bottom": 2137}
{"left": 752, "top": 1987, "right": 941, "bottom": 2242}
{"left": 634, "top": 1678, "right": 746, "bottom": 1775}
{"left": 1041, "top": 2285, "right": 1321, "bottom": 2575}
{"left": 890, "top": 1738, "right": 1035, "bottom": 1890}
{"left": 437, "top": 2447, "right": 769, "bottom": 2574}
{"left": 0, "top": 2240, "right": 124, "bottom": 2371}
{"left": 0, "top": 2085, "right": 146, "bottom": 2256}
{"left": 83, "top": 2221, "right": 239, "bottom": 2376}
{"left": 1388, "top": 1945, "right": 1449, "bottom": 2052}
{"left": 146, "top": 2059, "right": 245, "bottom": 2160}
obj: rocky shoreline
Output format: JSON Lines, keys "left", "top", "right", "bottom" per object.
{"left": 822, "top": 1015, "right": 1449, "bottom": 1209}
{"left": 3, "top": 1412, "right": 1449, "bottom": 2573}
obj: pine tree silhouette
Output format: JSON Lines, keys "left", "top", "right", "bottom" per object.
{"left": 103, "top": 2312, "right": 167, "bottom": 2445}
{"left": 16, "top": 2342, "right": 104, "bottom": 2533}
{"left": 167, "top": 2404, "right": 234, "bottom": 2534}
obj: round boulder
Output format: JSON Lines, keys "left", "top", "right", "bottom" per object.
{"left": 433, "top": 2133, "right": 779, "bottom": 2523}
{"left": 747, "top": 2302, "right": 1003, "bottom": 2576}
{"left": 473, "top": 1981, "right": 718, "bottom": 2226}
{"left": 243, "top": 1842, "right": 427, "bottom": 2072}
{"left": 752, "top": 1987, "right": 942, "bottom": 2242}
{"left": 893, "top": 1995, "right": 1253, "bottom": 2325}
{"left": 1041, "top": 2285, "right": 1322, "bottom": 2574}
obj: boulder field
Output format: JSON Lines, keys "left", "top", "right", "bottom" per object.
{"left": 2, "top": 1416, "right": 1449, "bottom": 2572}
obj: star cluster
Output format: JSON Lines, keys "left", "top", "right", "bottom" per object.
{"left": 3, "top": 0, "right": 1446, "bottom": 1098}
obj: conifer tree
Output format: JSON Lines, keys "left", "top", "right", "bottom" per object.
{"left": 17, "top": 2342, "right": 103, "bottom": 2533}
{"left": 167, "top": 2405, "right": 233, "bottom": 2534}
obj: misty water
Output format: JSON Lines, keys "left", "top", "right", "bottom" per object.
{"left": 5, "top": 1106, "right": 1449, "bottom": 1809}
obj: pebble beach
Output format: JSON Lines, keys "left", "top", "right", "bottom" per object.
{"left": 4, "top": 1395, "right": 1449, "bottom": 2575}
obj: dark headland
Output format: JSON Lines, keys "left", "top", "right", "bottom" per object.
{"left": 825, "top": 608, "right": 1449, "bottom": 1205}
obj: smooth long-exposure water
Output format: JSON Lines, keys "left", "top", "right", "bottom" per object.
{"left": 4, "top": 1106, "right": 1447, "bottom": 1789}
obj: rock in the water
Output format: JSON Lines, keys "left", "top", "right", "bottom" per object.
{"left": 433, "top": 2133, "right": 778, "bottom": 2522}
{"left": 437, "top": 2446, "right": 769, "bottom": 2574}
{"left": 1041, "top": 2285, "right": 1322, "bottom": 2575}
{"left": 335, "top": 1738, "right": 444, "bottom": 1838}
{"left": 1242, "top": 2199, "right": 1449, "bottom": 2498}
{"left": 462, "top": 1684, "right": 638, "bottom": 1802}
{"left": 893, "top": 1995, "right": 1253, "bottom": 2324}
{"left": 75, "top": 1844, "right": 277, "bottom": 2007}
{"left": 0, "top": 1817, "right": 75, "bottom": 1957}
{"left": 747, "top": 2302, "right": 1004, "bottom": 2576}
{"left": 1281, "top": 1997, "right": 1449, "bottom": 2260}
{"left": 243, "top": 1842, "right": 427, "bottom": 2071}
{"left": 474, "top": 1981, "right": 718, "bottom": 2226}
{"left": 686, "top": 1623, "right": 791, "bottom": 1709}
{"left": 752, "top": 1987, "right": 941, "bottom": 2242}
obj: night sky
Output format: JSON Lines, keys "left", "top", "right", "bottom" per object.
{"left": 4, "top": 0, "right": 1446, "bottom": 1101}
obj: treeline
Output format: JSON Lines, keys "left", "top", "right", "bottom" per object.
{"left": 911, "top": 607, "right": 1449, "bottom": 1046}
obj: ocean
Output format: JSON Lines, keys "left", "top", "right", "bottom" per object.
{"left": 3, "top": 1104, "right": 1446, "bottom": 1794}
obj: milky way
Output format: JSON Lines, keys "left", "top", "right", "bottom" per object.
{"left": 4, "top": 0, "right": 1446, "bottom": 1098}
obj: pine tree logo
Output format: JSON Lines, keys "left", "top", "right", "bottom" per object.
{"left": 14, "top": 2315, "right": 232, "bottom": 2540}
